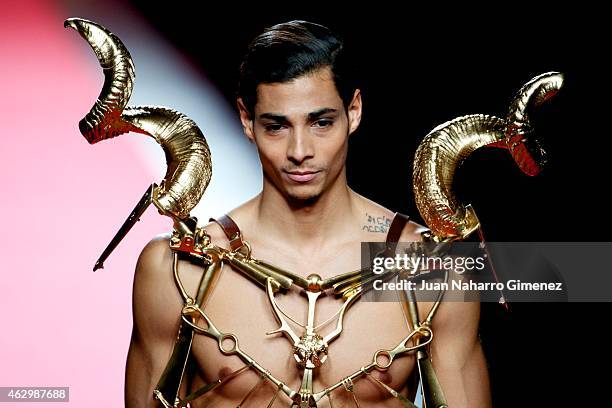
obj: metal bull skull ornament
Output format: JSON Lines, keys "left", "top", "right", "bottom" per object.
{"left": 65, "top": 17, "right": 562, "bottom": 408}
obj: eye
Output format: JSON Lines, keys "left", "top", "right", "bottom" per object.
{"left": 264, "top": 123, "right": 286, "bottom": 133}
{"left": 313, "top": 119, "right": 333, "bottom": 128}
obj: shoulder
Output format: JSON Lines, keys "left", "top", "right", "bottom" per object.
{"left": 132, "top": 232, "right": 183, "bottom": 339}
{"left": 136, "top": 232, "right": 173, "bottom": 276}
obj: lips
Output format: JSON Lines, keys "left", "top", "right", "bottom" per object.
{"left": 285, "top": 170, "right": 319, "bottom": 183}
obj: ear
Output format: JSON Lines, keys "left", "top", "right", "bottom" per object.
{"left": 347, "top": 89, "right": 362, "bottom": 136}
{"left": 237, "top": 98, "right": 255, "bottom": 143}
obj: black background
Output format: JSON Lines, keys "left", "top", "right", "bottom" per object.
{"left": 127, "top": 3, "right": 609, "bottom": 406}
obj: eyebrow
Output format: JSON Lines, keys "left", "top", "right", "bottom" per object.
{"left": 258, "top": 108, "right": 338, "bottom": 123}
{"left": 307, "top": 108, "right": 338, "bottom": 121}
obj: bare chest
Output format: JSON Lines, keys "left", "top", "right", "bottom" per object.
{"left": 179, "top": 246, "right": 419, "bottom": 407}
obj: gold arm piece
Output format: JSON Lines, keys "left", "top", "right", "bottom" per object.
{"left": 154, "top": 248, "right": 223, "bottom": 406}
{"left": 399, "top": 275, "right": 449, "bottom": 408}
{"left": 400, "top": 272, "right": 449, "bottom": 408}
{"left": 417, "top": 355, "right": 448, "bottom": 408}
{"left": 153, "top": 320, "right": 195, "bottom": 408}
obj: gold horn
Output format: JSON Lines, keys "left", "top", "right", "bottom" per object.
{"left": 64, "top": 17, "right": 212, "bottom": 221}
{"left": 504, "top": 71, "right": 564, "bottom": 176}
{"left": 413, "top": 72, "right": 563, "bottom": 241}
{"left": 413, "top": 114, "right": 506, "bottom": 240}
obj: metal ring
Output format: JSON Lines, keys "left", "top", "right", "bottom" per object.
{"left": 373, "top": 350, "right": 393, "bottom": 370}
{"left": 219, "top": 333, "right": 239, "bottom": 354}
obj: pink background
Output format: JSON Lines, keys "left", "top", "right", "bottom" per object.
{"left": 0, "top": 0, "right": 261, "bottom": 405}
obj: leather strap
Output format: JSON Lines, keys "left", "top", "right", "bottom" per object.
{"left": 209, "top": 214, "right": 244, "bottom": 251}
{"left": 384, "top": 212, "right": 410, "bottom": 255}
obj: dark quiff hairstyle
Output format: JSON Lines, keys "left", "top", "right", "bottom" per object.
{"left": 238, "top": 20, "right": 357, "bottom": 116}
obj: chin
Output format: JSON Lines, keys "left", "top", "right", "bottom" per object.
{"left": 285, "top": 187, "right": 323, "bottom": 204}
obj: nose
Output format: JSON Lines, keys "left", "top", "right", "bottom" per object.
{"left": 287, "top": 127, "right": 314, "bottom": 164}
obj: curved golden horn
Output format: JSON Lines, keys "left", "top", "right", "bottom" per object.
{"left": 413, "top": 72, "right": 563, "bottom": 241}
{"left": 64, "top": 18, "right": 211, "bottom": 220}
{"left": 507, "top": 71, "right": 564, "bottom": 127}
{"left": 413, "top": 114, "right": 506, "bottom": 240}
{"left": 504, "top": 71, "right": 564, "bottom": 176}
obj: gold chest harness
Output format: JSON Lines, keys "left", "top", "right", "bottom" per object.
{"left": 153, "top": 212, "right": 448, "bottom": 407}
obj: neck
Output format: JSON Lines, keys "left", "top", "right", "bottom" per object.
{"left": 254, "top": 168, "right": 359, "bottom": 251}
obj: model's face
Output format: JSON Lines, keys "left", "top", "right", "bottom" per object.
{"left": 238, "top": 67, "right": 362, "bottom": 204}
